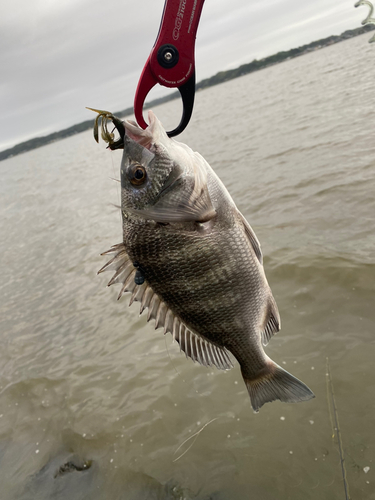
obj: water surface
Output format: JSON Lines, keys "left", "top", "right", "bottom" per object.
{"left": 0, "top": 33, "right": 374, "bottom": 499}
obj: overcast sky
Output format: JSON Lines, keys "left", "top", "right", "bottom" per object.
{"left": 0, "top": 0, "right": 364, "bottom": 152}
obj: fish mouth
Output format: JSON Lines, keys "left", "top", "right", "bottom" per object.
{"left": 123, "top": 111, "right": 166, "bottom": 151}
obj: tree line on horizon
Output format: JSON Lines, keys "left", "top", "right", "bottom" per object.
{"left": 1, "top": 24, "right": 373, "bottom": 162}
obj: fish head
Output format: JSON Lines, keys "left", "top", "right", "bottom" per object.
{"left": 120, "top": 111, "right": 215, "bottom": 224}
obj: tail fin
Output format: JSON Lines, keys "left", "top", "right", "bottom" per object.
{"left": 242, "top": 362, "right": 315, "bottom": 413}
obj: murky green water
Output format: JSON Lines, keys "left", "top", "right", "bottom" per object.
{"left": 0, "top": 33, "right": 374, "bottom": 499}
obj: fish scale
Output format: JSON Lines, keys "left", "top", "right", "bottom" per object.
{"left": 99, "top": 110, "right": 314, "bottom": 412}
{"left": 127, "top": 228, "right": 247, "bottom": 321}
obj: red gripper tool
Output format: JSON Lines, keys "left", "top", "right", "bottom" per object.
{"left": 134, "top": 0, "right": 206, "bottom": 137}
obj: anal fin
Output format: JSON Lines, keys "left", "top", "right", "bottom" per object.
{"left": 261, "top": 296, "right": 281, "bottom": 346}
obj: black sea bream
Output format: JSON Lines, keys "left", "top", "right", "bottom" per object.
{"left": 98, "top": 111, "right": 314, "bottom": 412}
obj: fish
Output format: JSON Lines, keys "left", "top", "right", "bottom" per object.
{"left": 97, "top": 110, "right": 315, "bottom": 412}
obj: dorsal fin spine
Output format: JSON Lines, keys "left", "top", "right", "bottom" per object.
{"left": 200, "top": 339, "right": 206, "bottom": 366}
{"left": 164, "top": 309, "right": 173, "bottom": 335}
{"left": 203, "top": 340, "right": 209, "bottom": 366}
{"left": 212, "top": 344, "right": 222, "bottom": 368}
{"left": 208, "top": 343, "right": 215, "bottom": 366}
{"left": 147, "top": 295, "right": 155, "bottom": 320}
{"left": 129, "top": 286, "right": 138, "bottom": 306}
{"left": 100, "top": 243, "right": 234, "bottom": 372}
{"left": 152, "top": 296, "right": 161, "bottom": 320}
{"left": 195, "top": 336, "right": 202, "bottom": 364}
{"left": 183, "top": 327, "right": 188, "bottom": 356}
{"left": 120, "top": 270, "right": 136, "bottom": 300}
{"left": 173, "top": 317, "right": 179, "bottom": 345}
{"left": 191, "top": 335, "right": 197, "bottom": 362}
{"left": 141, "top": 286, "right": 153, "bottom": 313}
{"left": 155, "top": 302, "right": 166, "bottom": 329}
{"left": 218, "top": 349, "right": 227, "bottom": 369}
{"left": 137, "top": 284, "right": 148, "bottom": 306}
{"left": 107, "top": 262, "right": 128, "bottom": 285}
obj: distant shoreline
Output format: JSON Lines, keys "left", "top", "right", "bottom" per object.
{"left": 1, "top": 24, "right": 373, "bottom": 162}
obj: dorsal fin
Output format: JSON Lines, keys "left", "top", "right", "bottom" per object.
{"left": 238, "top": 211, "right": 263, "bottom": 265}
{"left": 98, "top": 243, "right": 233, "bottom": 370}
{"left": 261, "top": 296, "right": 281, "bottom": 346}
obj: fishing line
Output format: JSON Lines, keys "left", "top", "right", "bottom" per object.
{"left": 326, "top": 357, "right": 351, "bottom": 500}
{"left": 163, "top": 337, "right": 208, "bottom": 398}
{"left": 173, "top": 418, "right": 217, "bottom": 462}
{"left": 108, "top": 150, "right": 122, "bottom": 226}
{"left": 311, "top": 480, "right": 320, "bottom": 490}
{"left": 164, "top": 338, "right": 218, "bottom": 465}
{"left": 164, "top": 336, "right": 181, "bottom": 376}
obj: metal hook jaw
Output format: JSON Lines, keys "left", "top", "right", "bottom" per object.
{"left": 171, "top": 71, "right": 195, "bottom": 137}
{"left": 134, "top": 60, "right": 195, "bottom": 138}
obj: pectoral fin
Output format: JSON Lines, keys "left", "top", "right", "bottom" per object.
{"left": 135, "top": 181, "right": 216, "bottom": 223}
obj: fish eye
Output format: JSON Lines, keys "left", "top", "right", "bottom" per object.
{"left": 127, "top": 163, "right": 147, "bottom": 186}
